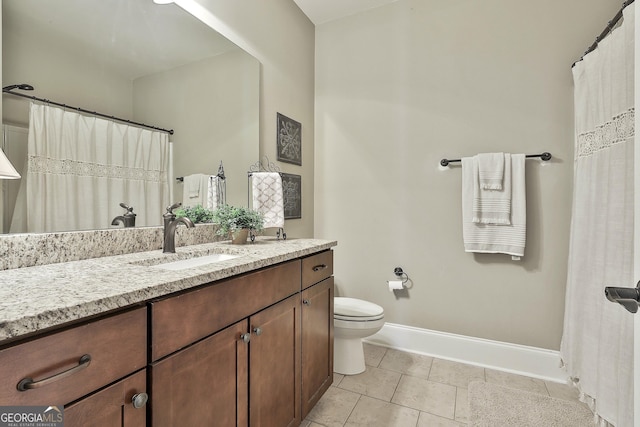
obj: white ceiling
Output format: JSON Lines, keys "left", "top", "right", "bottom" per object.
{"left": 293, "top": 0, "right": 399, "bottom": 25}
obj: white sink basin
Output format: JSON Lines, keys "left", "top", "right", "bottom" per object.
{"left": 150, "top": 253, "right": 240, "bottom": 271}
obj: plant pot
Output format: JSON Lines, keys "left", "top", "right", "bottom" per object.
{"left": 230, "top": 228, "right": 250, "bottom": 244}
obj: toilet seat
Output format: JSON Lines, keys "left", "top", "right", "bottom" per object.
{"left": 334, "top": 297, "right": 384, "bottom": 321}
{"left": 334, "top": 313, "right": 384, "bottom": 322}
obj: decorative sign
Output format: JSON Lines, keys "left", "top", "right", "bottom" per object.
{"left": 276, "top": 113, "right": 302, "bottom": 166}
{"left": 281, "top": 173, "right": 301, "bottom": 219}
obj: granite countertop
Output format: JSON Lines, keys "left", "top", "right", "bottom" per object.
{"left": 0, "top": 237, "right": 337, "bottom": 343}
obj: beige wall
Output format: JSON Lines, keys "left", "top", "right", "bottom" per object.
{"left": 132, "top": 49, "right": 259, "bottom": 208}
{"left": 179, "top": 0, "right": 315, "bottom": 237}
{"left": 314, "top": 0, "right": 621, "bottom": 350}
{"left": 2, "top": 13, "right": 133, "bottom": 126}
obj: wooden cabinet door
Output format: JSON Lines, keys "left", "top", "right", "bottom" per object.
{"left": 150, "top": 320, "right": 249, "bottom": 427}
{"left": 64, "top": 369, "right": 147, "bottom": 427}
{"left": 301, "top": 277, "right": 334, "bottom": 418}
{"left": 249, "top": 294, "right": 301, "bottom": 427}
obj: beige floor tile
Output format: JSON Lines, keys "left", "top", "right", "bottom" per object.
{"left": 364, "top": 342, "right": 387, "bottom": 367}
{"left": 338, "top": 366, "right": 402, "bottom": 401}
{"left": 485, "top": 369, "right": 548, "bottom": 395}
{"left": 379, "top": 348, "right": 434, "bottom": 379}
{"left": 417, "top": 412, "right": 466, "bottom": 427}
{"left": 344, "top": 395, "right": 420, "bottom": 427}
{"left": 545, "top": 380, "right": 581, "bottom": 401}
{"left": 305, "top": 386, "right": 361, "bottom": 427}
{"left": 391, "top": 375, "right": 457, "bottom": 419}
{"left": 428, "top": 358, "right": 485, "bottom": 388}
{"left": 301, "top": 420, "right": 329, "bottom": 427}
{"left": 454, "top": 386, "right": 468, "bottom": 423}
{"left": 333, "top": 372, "right": 345, "bottom": 387}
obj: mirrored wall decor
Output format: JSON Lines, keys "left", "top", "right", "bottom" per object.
{"left": 1, "top": 0, "right": 259, "bottom": 234}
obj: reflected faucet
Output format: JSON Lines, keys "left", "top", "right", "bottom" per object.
{"left": 163, "top": 202, "right": 195, "bottom": 253}
{"left": 111, "top": 203, "right": 137, "bottom": 228}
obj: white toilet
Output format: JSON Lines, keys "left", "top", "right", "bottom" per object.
{"left": 334, "top": 297, "right": 385, "bottom": 375}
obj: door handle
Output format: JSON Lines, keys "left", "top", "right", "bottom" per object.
{"left": 604, "top": 281, "right": 640, "bottom": 314}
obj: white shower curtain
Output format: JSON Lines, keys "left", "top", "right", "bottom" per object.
{"left": 560, "top": 4, "right": 634, "bottom": 427}
{"left": 10, "top": 103, "right": 170, "bottom": 233}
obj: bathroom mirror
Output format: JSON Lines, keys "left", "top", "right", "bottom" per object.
{"left": 1, "top": 0, "right": 259, "bottom": 233}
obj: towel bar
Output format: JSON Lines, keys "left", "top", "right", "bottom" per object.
{"left": 440, "top": 152, "right": 552, "bottom": 167}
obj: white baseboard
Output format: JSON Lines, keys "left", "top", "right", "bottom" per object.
{"left": 364, "top": 322, "right": 568, "bottom": 384}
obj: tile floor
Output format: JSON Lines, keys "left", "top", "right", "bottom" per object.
{"left": 301, "top": 343, "right": 582, "bottom": 427}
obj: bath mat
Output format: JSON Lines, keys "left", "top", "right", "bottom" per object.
{"left": 468, "top": 381, "right": 594, "bottom": 427}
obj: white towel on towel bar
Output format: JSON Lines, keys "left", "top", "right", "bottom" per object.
{"left": 462, "top": 154, "right": 526, "bottom": 257}
{"left": 251, "top": 172, "right": 285, "bottom": 229}
{"left": 477, "top": 152, "right": 505, "bottom": 190}
{"left": 472, "top": 154, "right": 511, "bottom": 225}
{"left": 182, "top": 174, "right": 210, "bottom": 208}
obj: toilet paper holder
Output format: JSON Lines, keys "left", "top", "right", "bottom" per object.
{"left": 393, "top": 267, "right": 409, "bottom": 283}
{"left": 387, "top": 267, "right": 409, "bottom": 291}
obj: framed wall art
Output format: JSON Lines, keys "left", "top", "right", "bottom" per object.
{"left": 281, "top": 173, "right": 301, "bottom": 219}
{"left": 276, "top": 113, "right": 302, "bottom": 166}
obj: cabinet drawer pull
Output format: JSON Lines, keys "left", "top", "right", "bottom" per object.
{"left": 302, "top": 299, "right": 311, "bottom": 306}
{"left": 253, "top": 327, "right": 263, "bottom": 336}
{"left": 312, "top": 264, "right": 327, "bottom": 272}
{"left": 240, "top": 333, "right": 251, "bottom": 344}
{"left": 132, "top": 392, "right": 149, "bottom": 409}
{"left": 17, "top": 354, "right": 92, "bottom": 392}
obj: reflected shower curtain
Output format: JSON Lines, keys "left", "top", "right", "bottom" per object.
{"left": 560, "top": 4, "right": 634, "bottom": 427}
{"left": 10, "top": 103, "right": 170, "bottom": 233}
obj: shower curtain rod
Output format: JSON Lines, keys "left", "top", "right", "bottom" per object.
{"left": 572, "top": 0, "right": 635, "bottom": 68}
{"left": 2, "top": 85, "right": 174, "bottom": 135}
{"left": 440, "top": 152, "right": 552, "bottom": 167}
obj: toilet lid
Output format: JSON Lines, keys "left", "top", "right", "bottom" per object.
{"left": 334, "top": 297, "right": 384, "bottom": 318}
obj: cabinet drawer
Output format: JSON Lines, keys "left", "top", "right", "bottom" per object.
{"left": 302, "top": 250, "right": 333, "bottom": 290}
{"left": 151, "top": 259, "right": 301, "bottom": 361}
{"left": 0, "top": 307, "right": 147, "bottom": 406}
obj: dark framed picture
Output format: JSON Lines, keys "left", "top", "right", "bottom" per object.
{"left": 276, "top": 113, "right": 302, "bottom": 166}
{"left": 281, "top": 173, "right": 301, "bottom": 219}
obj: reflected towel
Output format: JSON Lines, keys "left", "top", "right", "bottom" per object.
{"left": 182, "top": 174, "right": 209, "bottom": 208}
{"left": 207, "top": 176, "right": 218, "bottom": 210}
{"left": 472, "top": 154, "right": 511, "bottom": 225}
{"left": 462, "top": 154, "right": 526, "bottom": 257}
{"left": 251, "top": 172, "right": 285, "bottom": 228}
{"left": 477, "top": 152, "right": 504, "bottom": 190}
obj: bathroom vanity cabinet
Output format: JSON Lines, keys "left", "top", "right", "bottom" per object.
{"left": 149, "top": 259, "right": 302, "bottom": 426}
{"left": 301, "top": 251, "right": 334, "bottom": 418}
{"left": 0, "top": 246, "right": 335, "bottom": 427}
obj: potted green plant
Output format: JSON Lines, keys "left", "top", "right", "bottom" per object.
{"left": 212, "top": 204, "right": 264, "bottom": 244}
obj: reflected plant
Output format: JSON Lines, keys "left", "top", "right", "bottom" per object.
{"left": 175, "top": 205, "right": 215, "bottom": 224}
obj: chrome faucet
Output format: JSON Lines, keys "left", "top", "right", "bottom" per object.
{"left": 163, "top": 202, "right": 195, "bottom": 253}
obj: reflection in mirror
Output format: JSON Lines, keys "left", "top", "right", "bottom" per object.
{"left": 1, "top": 0, "right": 259, "bottom": 234}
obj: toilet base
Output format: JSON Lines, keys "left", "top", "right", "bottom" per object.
{"left": 334, "top": 337, "right": 366, "bottom": 375}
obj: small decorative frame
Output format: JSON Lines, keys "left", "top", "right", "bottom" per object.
{"left": 281, "top": 173, "right": 302, "bottom": 219}
{"left": 276, "top": 113, "right": 302, "bottom": 166}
